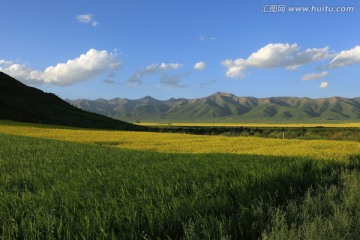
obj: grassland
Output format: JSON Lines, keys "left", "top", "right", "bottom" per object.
{"left": 1, "top": 120, "right": 359, "bottom": 239}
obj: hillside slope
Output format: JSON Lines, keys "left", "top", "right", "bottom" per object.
{"left": 0, "top": 72, "right": 145, "bottom": 130}
{"left": 68, "top": 92, "right": 360, "bottom": 123}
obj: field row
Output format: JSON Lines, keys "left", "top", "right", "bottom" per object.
{"left": 1, "top": 121, "right": 360, "bottom": 161}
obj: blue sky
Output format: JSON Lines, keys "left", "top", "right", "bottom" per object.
{"left": 1, "top": 0, "right": 360, "bottom": 100}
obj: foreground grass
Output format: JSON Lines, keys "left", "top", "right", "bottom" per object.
{"left": 1, "top": 133, "right": 357, "bottom": 239}
{"left": 263, "top": 169, "right": 360, "bottom": 240}
{"left": 1, "top": 120, "right": 360, "bottom": 161}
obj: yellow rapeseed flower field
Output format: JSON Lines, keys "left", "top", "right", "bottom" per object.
{"left": 1, "top": 120, "right": 360, "bottom": 161}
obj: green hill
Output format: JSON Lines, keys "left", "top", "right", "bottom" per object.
{"left": 0, "top": 71, "right": 145, "bottom": 130}
{"left": 68, "top": 92, "right": 360, "bottom": 123}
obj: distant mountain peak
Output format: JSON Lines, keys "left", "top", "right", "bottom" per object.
{"left": 143, "top": 95, "right": 153, "bottom": 99}
{"left": 211, "top": 92, "right": 236, "bottom": 97}
{"left": 142, "top": 96, "right": 157, "bottom": 101}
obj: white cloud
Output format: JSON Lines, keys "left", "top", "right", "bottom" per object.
{"left": 328, "top": 45, "right": 360, "bottom": 68}
{"left": 301, "top": 71, "right": 328, "bottom": 81}
{"left": 246, "top": 43, "right": 299, "bottom": 68}
{"left": 76, "top": 14, "right": 93, "bottom": 23}
{"left": 76, "top": 14, "right": 99, "bottom": 27}
{"left": 0, "top": 60, "right": 13, "bottom": 66}
{"left": 194, "top": 61, "right": 206, "bottom": 71}
{"left": 127, "top": 63, "right": 182, "bottom": 86}
{"left": 320, "top": 82, "right": 329, "bottom": 88}
{"left": 222, "top": 43, "right": 331, "bottom": 79}
{"left": 0, "top": 49, "right": 121, "bottom": 86}
{"left": 159, "top": 63, "right": 182, "bottom": 70}
{"left": 221, "top": 59, "right": 246, "bottom": 78}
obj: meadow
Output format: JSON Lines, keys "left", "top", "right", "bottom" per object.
{"left": 0, "top": 120, "right": 359, "bottom": 239}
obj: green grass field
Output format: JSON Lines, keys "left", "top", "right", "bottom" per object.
{"left": 0, "top": 132, "right": 359, "bottom": 239}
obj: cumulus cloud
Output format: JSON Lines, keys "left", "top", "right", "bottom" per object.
{"left": 328, "top": 45, "right": 360, "bottom": 68}
{"left": 246, "top": 43, "right": 299, "bottom": 68}
{"left": 320, "top": 82, "right": 329, "bottom": 88}
{"left": 76, "top": 14, "right": 99, "bottom": 27}
{"left": 0, "top": 49, "right": 121, "bottom": 86}
{"left": 221, "top": 43, "right": 331, "bottom": 79}
{"left": 221, "top": 59, "right": 247, "bottom": 78}
{"left": 301, "top": 71, "right": 328, "bottom": 81}
{"left": 127, "top": 63, "right": 182, "bottom": 86}
{"left": 194, "top": 61, "right": 206, "bottom": 71}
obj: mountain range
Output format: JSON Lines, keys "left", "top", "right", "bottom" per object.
{"left": 0, "top": 71, "right": 144, "bottom": 130}
{"left": 67, "top": 93, "right": 360, "bottom": 123}
{"left": 2, "top": 70, "right": 359, "bottom": 124}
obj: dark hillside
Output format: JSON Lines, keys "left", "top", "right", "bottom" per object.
{"left": 0, "top": 72, "right": 145, "bottom": 130}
